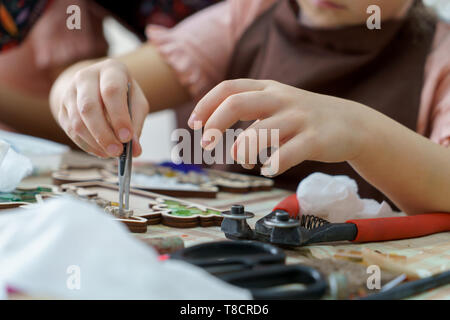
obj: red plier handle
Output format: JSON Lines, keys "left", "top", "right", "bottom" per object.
{"left": 273, "top": 194, "right": 300, "bottom": 218}
{"left": 347, "top": 213, "right": 450, "bottom": 242}
{"left": 273, "top": 194, "right": 450, "bottom": 243}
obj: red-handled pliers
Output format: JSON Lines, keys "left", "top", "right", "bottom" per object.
{"left": 273, "top": 194, "right": 450, "bottom": 243}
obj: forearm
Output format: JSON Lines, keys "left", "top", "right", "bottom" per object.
{"left": 349, "top": 106, "right": 450, "bottom": 214}
{"left": 0, "top": 84, "right": 72, "bottom": 145}
{"left": 119, "top": 44, "right": 191, "bottom": 112}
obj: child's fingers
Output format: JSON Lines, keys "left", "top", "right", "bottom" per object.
{"left": 75, "top": 75, "right": 123, "bottom": 157}
{"left": 261, "top": 132, "right": 318, "bottom": 177}
{"left": 232, "top": 114, "right": 302, "bottom": 166}
{"left": 71, "top": 135, "right": 94, "bottom": 155}
{"left": 69, "top": 122, "right": 107, "bottom": 157}
{"left": 99, "top": 66, "right": 133, "bottom": 143}
{"left": 63, "top": 114, "right": 108, "bottom": 158}
{"left": 230, "top": 119, "right": 260, "bottom": 170}
{"left": 132, "top": 135, "right": 142, "bottom": 157}
{"left": 201, "top": 90, "right": 280, "bottom": 149}
{"left": 72, "top": 135, "right": 109, "bottom": 159}
{"left": 64, "top": 100, "right": 109, "bottom": 157}
{"left": 189, "top": 79, "right": 266, "bottom": 129}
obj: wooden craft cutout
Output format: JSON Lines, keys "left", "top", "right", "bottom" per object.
{"left": 108, "top": 163, "right": 274, "bottom": 193}
{"left": 0, "top": 184, "right": 150, "bottom": 233}
{"left": 121, "top": 163, "right": 274, "bottom": 193}
{"left": 205, "top": 169, "right": 274, "bottom": 193}
{"left": 1, "top": 182, "right": 223, "bottom": 232}
{"left": 52, "top": 162, "right": 274, "bottom": 197}
{"left": 60, "top": 182, "right": 223, "bottom": 231}
{"left": 51, "top": 167, "right": 109, "bottom": 184}
{"left": 0, "top": 185, "right": 58, "bottom": 209}
{"left": 52, "top": 165, "right": 219, "bottom": 198}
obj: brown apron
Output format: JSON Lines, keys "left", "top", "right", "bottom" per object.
{"left": 177, "top": 0, "right": 436, "bottom": 202}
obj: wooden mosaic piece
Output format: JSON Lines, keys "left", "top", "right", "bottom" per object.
{"left": 52, "top": 162, "right": 274, "bottom": 198}
{"left": 0, "top": 185, "right": 58, "bottom": 209}
{"left": 60, "top": 181, "right": 223, "bottom": 230}
{"left": 53, "top": 165, "right": 219, "bottom": 198}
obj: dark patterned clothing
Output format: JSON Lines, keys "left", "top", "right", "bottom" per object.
{"left": 0, "top": 0, "right": 49, "bottom": 51}
{"left": 94, "top": 0, "right": 222, "bottom": 39}
{"left": 0, "top": 0, "right": 220, "bottom": 51}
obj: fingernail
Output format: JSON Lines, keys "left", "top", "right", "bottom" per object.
{"left": 201, "top": 137, "right": 212, "bottom": 148}
{"left": 261, "top": 164, "right": 276, "bottom": 177}
{"left": 107, "top": 144, "right": 121, "bottom": 156}
{"left": 188, "top": 113, "right": 197, "bottom": 129}
{"left": 236, "top": 152, "right": 246, "bottom": 165}
{"left": 133, "top": 134, "right": 142, "bottom": 156}
{"left": 118, "top": 128, "right": 131, "bottom": 142}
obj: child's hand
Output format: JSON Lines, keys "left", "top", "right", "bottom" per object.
{"left": 189, "top": 79, "right": 372, "bottom": 176}
{"left": 51, "top": 59, "right": 149, "bottom": 158}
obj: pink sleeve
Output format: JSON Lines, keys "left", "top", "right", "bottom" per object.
{"left": 146, "top": 0, "right": 277, "bottom": 100}
{"left": 418, "top": 22, "right": 450, "bottom": 147}
{"left": 430, "top": 73, "right": 450, "bottom": 147}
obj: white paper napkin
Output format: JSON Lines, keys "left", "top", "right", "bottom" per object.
{"left": 0, "top": 197, "right": 251, "bottom": 300}
{"left": 296, "top": 172, "right": 402, "bottom": 223}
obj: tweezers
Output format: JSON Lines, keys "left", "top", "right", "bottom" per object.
{"left": 118, "top": 83, "right": 132, "bottom": 215}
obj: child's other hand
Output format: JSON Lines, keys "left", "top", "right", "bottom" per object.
{"left": 189, "top": 79, "right": 371, "bottom": 176}
{"left": 53, "top": 59, "right": 149, "bottom": 158}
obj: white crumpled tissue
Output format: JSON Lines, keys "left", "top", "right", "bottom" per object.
{"left": 0, "top": 140, "right": 33, "bottom": 192}
{"left": 0, "top": 131, "right": 69, "bottom": 175}
{"left": 0, "top": 197, "right": 251, "bottom": 300}
{"left": 296, "top": 172, "right": 402, "bottom": 223}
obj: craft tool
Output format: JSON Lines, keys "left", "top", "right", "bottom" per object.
{"left": 221, "top": 195, "right": 450, "bottom": 246}
{"left": 170, "top": 240, "right": 328, "bottom": 299}
{"left": 361, "top": 270, "right": 450, "bottom": 300}
{"left": 379, "top": 273, "right": 407, "bottom": 292}
{"left": 118, "top": 83, "right": 133, "bottom": 216}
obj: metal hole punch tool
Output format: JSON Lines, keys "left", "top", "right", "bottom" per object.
{"left": 221, "top": 194, "right": 450, "bottom": 247}
{"left": 118, "top": 83, "right": 133, "bottom": 217}
{"left": 220, "top": 205, "right": 255, "bottom": 240}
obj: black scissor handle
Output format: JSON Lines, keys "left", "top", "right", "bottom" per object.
{"left": 218, "top": 264, "right": 328, "bottom": 300}
{"left": 170, "top": 240, "right": 286, "bottom": 274}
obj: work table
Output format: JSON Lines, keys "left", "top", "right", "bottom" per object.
{"left": 18, "top": 153, "right": 450, "bottom": 300}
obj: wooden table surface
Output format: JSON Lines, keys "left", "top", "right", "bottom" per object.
{"left": 20, "top": 155, "right": 450, "bottom": 300}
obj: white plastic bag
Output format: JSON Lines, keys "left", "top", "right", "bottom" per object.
{"left": 0, "top": 140, "right": 33, "bottom": 192}
{"left": 296, "top": 172, "right": 401, "bottom": 222}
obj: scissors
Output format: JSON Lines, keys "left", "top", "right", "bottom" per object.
{"left": 118, "top": 83, "right": 133, "bottom": 216}
{"left": 170, "top": 240, "right": 328, "bottom": 299}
